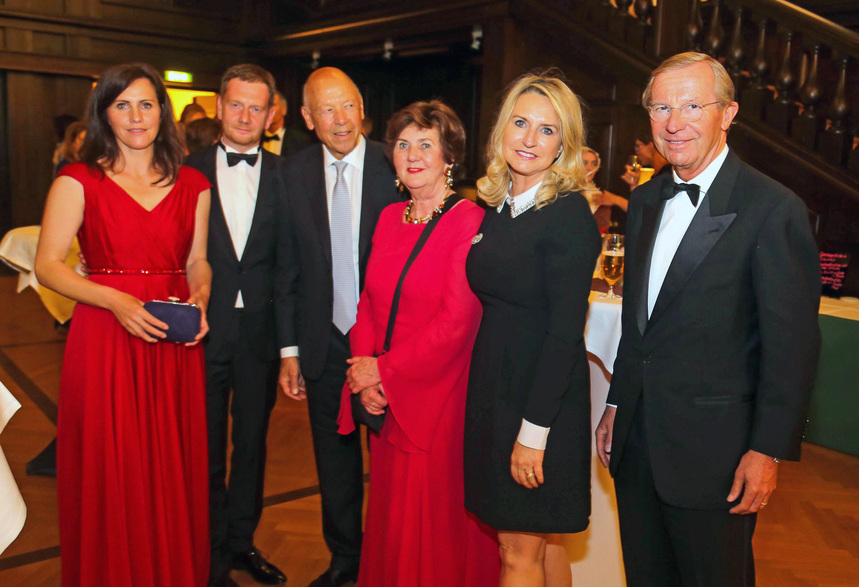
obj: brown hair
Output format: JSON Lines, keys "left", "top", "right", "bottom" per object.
{"left": 179, "top": 102, "right": 207, "bottom": 125}
{"left": 80, "top": 62, "right": 184, "bottom": 185}
{"left": 219, "top": 64, "right": 277, "bottom": 108}
{"left": 384, "top": 100, "right": 465, "bottom": 165}
{"left": 58, "top": 120, "right": 87, "bottom": 163}
{"left": 184, "top": 117, "right": 221, "bottom": 154}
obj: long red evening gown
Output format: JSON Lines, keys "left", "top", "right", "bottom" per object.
{"left": 338, "top": 199, "right": 500, "bottom": 587}
{"left": 56, "top": 163, "right": 210, "bottom": 586}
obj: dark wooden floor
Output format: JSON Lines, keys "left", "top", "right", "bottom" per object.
{"left": 0, "top": 274, "right": 857, "bottom": 586}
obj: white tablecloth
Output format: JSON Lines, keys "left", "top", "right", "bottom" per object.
{"left": 568, "top": 293, "right": 626, "bottom": 586}
{"left": 0, "top": 226, "right": 82, "bottom": 323}
{"left": 0, "top": 380, "right": 26, "bottom": 554}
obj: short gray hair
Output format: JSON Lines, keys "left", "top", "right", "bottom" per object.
{"left": 641, "top": 52, "right": 735, "bottom": 107}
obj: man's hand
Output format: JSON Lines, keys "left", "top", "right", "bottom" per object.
{"left": 595, "top": 406, "right": 617, "bottom": 468}
{"left": 621, "top": 164, "right": 641, "bottom": 189}
{"left": 727, "top": 450, "right": 778, "bottom": 514}
{"left": 278, "top": 356, "right": 305, "bottom": 400}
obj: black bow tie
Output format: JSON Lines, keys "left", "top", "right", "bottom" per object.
{"left": 225, "top": 150, "right": 259, "bottom": 167}
{"left": 261, "top": 133, "right": 281, "bottom": 143}
{"left": 662, "top": 181, "right": 701, "bottom": 206}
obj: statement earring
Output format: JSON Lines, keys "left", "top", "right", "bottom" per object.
{"left": 444, "top": 166, "right": 454, "bottom": 190}
{"left": 394, "top": 177, "right": 404, "bottom": 192}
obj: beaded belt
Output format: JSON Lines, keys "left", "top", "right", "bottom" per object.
{"left": 85, "top": 268, "right": 186, "bottom": 275}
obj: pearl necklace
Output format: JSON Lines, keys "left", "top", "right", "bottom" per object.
{"left": 403, "top": 193, "right": 452, "bottom": 224}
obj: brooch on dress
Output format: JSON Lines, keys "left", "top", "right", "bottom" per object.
{"left": 472, "top": 233, "right": 483, "bottom": 244}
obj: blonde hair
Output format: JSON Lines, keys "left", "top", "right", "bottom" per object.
{"left": 642, "top": 52, "right": 735, "bottom": 107}
{"left": 582, "top": 146, "right": 601, "bottom": 172}
{"left": 477, "top": 70, "right": 598, "bottom": 210}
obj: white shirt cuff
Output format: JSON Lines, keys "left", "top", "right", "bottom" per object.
{"left": 606, "top": 403, "right": 617, "bottom": 408}
{"left": 280, "top": 346, "right": 299, "bottom": 359}
{"left": 517, "top": 419, "right": 550, "bottom": 450}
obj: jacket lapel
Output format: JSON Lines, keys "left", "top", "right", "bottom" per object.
{"left": 207, "top": 147, "right": 240, "bottom": 265}
{"left": 307, "top": 146, "right": 333, "bottom": 272}
{"left": 634, "top": 176, "right": 669, "bottom": 336}
{"left": 648, "top": 153, "right": 740, "bottom": 326}
{"left": 358, "top": 146, "right": 381, "bottom": 265}
{"left": 241, "top": 150, "right": 273, "bottom": 262}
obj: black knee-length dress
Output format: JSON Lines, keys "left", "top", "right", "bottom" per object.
{"left": 464, "top": 190, "right": 601, "bottom": 533}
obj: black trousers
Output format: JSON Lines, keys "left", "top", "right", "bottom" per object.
{"left": 205, "top": 310, "right": 279, "bottom": 579}
{"left": 305, "top": 326, "right": 363, "bottom": 573}
{"left": 614, "top": 403, "right": 757, "bottom": 587}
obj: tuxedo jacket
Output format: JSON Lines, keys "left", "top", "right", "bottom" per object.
{"left": 185, "top": 146, "right": 296, "bottom": 361}
{"left": 606, "top": 150, "right": 821, "bottom": 509}
{"left": 282, "top": 140, "right": 399, "bottom": 381}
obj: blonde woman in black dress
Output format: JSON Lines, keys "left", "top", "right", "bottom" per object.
{"left": 465, "top": 71, "right": 601, "bottom": 587}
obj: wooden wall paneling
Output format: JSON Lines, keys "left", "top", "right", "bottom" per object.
{"left": 2, "top": 1, "right": 64, "bottom": 14}
{"left": 0, "top": 71, "right": 11, "bottom": 236}
{"left": 5, "top": 71, "right": 93, "bottom": 228}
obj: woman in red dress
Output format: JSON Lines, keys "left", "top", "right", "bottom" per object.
{"left": 337, "top": 101, "right": 500, "bottom": 586}
{"left": 35, "top": 63, "right": 211, "bottom": 586}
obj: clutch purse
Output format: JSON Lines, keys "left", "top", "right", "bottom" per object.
{"left": 143, "top": 297, "right": 201, "bottom": 343}
{"left": 350, "top": 392, "right": 385, "bottom": 435}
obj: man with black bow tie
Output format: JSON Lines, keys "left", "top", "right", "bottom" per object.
{"left": 596, "top": 53, "right": 820, "bottom": 586}
{"left": 186, "top": 64, "right": 298, "bottom": 587}
{"left": 261, "top": 91, "right": 312, "bottom": 159}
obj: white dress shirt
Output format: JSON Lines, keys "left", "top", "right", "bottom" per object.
{"left": 279, "top": 136, "right": 367, "bottom": 360}
{"left": 647, "top": 145, "right": 729, "bottom": 317}
{"left": 216, "top": 143, "right": 261, "bottom": 308}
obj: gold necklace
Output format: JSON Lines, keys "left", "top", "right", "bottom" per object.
{"left": 403, "top": 193, "right": 452, "bottom": 224}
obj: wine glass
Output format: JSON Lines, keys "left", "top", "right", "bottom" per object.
{"left": 600, "top": 233, "right": 624, "bottom": 300}
{"left": 627, "top": 155, "right": 642, "bottom": 172}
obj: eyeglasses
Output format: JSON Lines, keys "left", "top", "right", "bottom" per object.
{"left": 646, "top": 101, "right": 722, "bottom": 122}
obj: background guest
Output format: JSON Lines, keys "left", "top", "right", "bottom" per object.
{"left": 582, "top": 146, "right": 627, "bottom": 229}
{"left": 261, "top": 91, "right": 312, "bottom": 158}
{"left": 337, "top": 100, "right": 500, "bottom": 586}
{"left": 464, "top": 71, "right": 601, "bottom": 587}
{"left": 184, "top": 117, "right": 221, "bottom": 155}
{"left": 34, "top": 62, "right": 212, "bottom": 586}
{"left": 620, "top": 131, "right": 670, "bottom": 189}
{"left": 54, "top": 120, "right": 87, "bottom": 175}
{"left": 180, "top": 102, "right": 208, "bottom": 127}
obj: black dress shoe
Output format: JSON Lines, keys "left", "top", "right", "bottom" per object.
{"left": 307, "top": 567, "right": 358, "bottom": 587}
{"left": 231, "top": 548, "right": 287, "bottom": 585}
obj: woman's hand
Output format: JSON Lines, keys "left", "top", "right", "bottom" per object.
{"left": 346, "top": 356, "right": 381, "bottom": 393}
{"left": 510, "top": 441, "right": 545, "bottom": 489}
{"left": 107, "top": 290, "right": 168, "bottom": 343}
{"left": 358, "top": 384, "right": 388, "bottom": 416}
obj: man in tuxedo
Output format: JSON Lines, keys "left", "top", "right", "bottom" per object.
{"left": 279, "top": 67, "right": 399, "bottom": 587}
{"left": 596, "top": 52, "right": 820, "bottom": 586}
{"left": 262, "top": 91, "right": 312, "bottom": 158}
{"left": 185, "top": 64, "right": 298, "bottom": 587}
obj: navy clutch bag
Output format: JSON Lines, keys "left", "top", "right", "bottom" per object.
{"left": 143, "top": 297, "right": 201, "bottom": 343}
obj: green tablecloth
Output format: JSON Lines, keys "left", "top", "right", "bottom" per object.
{"left": 805, "top": 298, "right": 859, "bottom": 457}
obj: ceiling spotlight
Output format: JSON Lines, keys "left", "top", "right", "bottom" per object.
{"left": 383, "top": 39, "right": 393, "bottom": 61}
{"left": 471, "top": 25, "right": 483, "bottom": 51}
